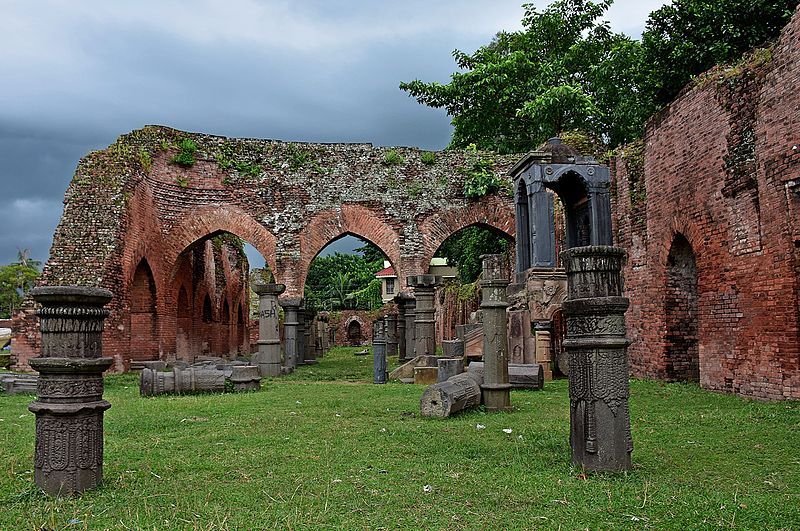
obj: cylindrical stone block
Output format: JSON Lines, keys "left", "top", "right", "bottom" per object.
{"left": 280, "top": 298, "right": 302, "bottom": 371}
{"left": 252, "top": 283, "right": 285, "bottom": 377}
{"left": 28, "top": 286, "right": 114, "bottom": 496}
{"left": 479, "top": 254, "right": 512, "bottom": 412}
{"left": 437, "top": 358, "right": 464, "bottom": 383}
{"left": 408, "top": 275, "right": 441, "bottom": 358}
{"left": 562, "top": 246, "right": 632, "bottom": 472}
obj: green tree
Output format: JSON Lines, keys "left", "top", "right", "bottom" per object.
{"left": 641, "top": 0, "right": 799, "bottom": 107}
{"left": 0, "top": 250, "right": 41, "bottom": 318}
{"left": 435, "top": 226, "right": 511, "bottom": 283}
{"left": 400, "top": 0, "right": 648, "bottom": 153}
{"left": 304, "top": 253, "right": 383, "bottom": 310}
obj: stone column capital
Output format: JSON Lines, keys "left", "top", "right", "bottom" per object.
{"left": 252, "top": 283, "right": 286, "bottom": 297}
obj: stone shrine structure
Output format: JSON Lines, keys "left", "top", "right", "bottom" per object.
{"left": 27, "top": 286, "right": 114, "bottom": 495}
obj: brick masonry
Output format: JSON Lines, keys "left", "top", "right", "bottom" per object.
{"left": 611, "top": 8, "right": 800, "bottom": 400}
{"left": 12, "top": 129, "right": 515, "bottom": 371}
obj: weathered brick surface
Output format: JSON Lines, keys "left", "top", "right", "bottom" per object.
{"left": 611, "top": 8, "right": 800, "bottom": 400}
{"left": 12, "top": 128, "right": 515, "bottom": 371}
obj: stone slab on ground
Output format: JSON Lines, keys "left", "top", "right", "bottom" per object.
{"left": 413, "top": 366, "right": 438, "bottom": 385}
{"left": 468, "top": 361, "right": 544, "bottom": 390}
{"left": 388, "top": 355, "right": 439, "bottom": 380}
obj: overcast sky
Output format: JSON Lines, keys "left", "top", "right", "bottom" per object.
{"left": 0, "top": 0, "right": 668, "bottom": 268}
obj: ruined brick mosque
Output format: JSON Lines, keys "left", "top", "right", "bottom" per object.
{"left": 11, "top": 10, "right": 800, "bottom": 401}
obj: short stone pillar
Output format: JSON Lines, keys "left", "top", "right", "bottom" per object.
{"left": 533, "top": 322, "right": 553, "bottom": 380}
{"left": 28, "top": 286, "right": 114, "bottom": 495}
{"left": 373, "top": 319, "right": 387, "bottom": 384}
{"left": 319, "top": 313, "right": 330, "bottom": 354}
{"left": 385, "top": 314, "right": 398, "bottom": 357}
{"left": 314, "top": 315, "right": 324, "bottom": 359}
{"left": 562, "top": 246, "right": 632, "bottom": 471}
{"left": 252, "top": 283, "right": 285, "bottom": 377}
{"left": 296, "top": 308, "right": 306, "bottom": 366}
{"left": 479, "top": 255, "right": 512, "bottom": 412}
{"left": 280, "top": 298, "right": 302, "bottom": 371}
{"left": 408, "top": 275, "right": 440, "bottom": 358}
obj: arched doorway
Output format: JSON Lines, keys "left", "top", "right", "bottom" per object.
{"left": 347, "top": 319, "right": 363, "bottom": 346}
{"left": 130, "top": 259, "right": 159, "bottom": 362}
{"left": 665, "top": 234, "right": 699, "bottom": 382}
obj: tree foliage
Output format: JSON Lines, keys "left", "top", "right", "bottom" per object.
{"left": 304, "top": 251, "right": 384, "bottom": 311}
{"left": 400, "top": 0, "right": 649, "bottom": 153}
{"left": 435, "top": 226, "right": 511, "bottom": 283}
{"left": 641, "top": 0, "right": 799, "bottom": 107}
{"left": 401, "top": 0, "right": 798, "bottom": 153}
{"left": 0, "top": 250, "right": 41, "bottom": 318}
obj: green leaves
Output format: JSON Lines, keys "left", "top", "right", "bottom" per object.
{"left": 460, "top": 144, "right": 510, "bottom": 199}
{"left": 400, "top": 0, "right": 647, "bottom": 153}
{"left": 170, "top": 139, "right": 198, "bottom": 167}
{"left": 0, "top": 256, "right": 40, "bottom": 318}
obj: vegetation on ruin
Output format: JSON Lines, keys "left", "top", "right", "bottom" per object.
{"left": 170, "top": 138, "right": 198, "bottom": 167}
{"left": 401, "top": 0, "right": 798, "bottom": 154}
{"left": 382, "top": 149, "right": 404, "bottom": 166}
{"left": 1, "top": 346, "right": 798, "bottom": 529}
{"left": 460, "top": 144, "right": 511, "bottom": 199}
{"left": 420, "top": 151, "right": 437, "bottom": 165}
{"left": 0, "top": 250, "right": 40, "bottom": 318}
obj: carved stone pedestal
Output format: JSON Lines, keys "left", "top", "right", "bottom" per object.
{"left": 385, "top": 314, "right": 398, "bottom": 357}
{"left": 373, "top": 319, "right": 387, "bottom": 384}
{"left": 408, "top": 275, "right": 441, "bottom": 358}
{"left": 394, "top": 292, "right": 414, "bottom": 362}
{"left": 479, "top": 255, "right": 512, "bottom": 412}
{"left": 562, "top": 246, "right": 632, "bottom": 472}
{"left": 252, "top": 283, "right": 285, "bottom": 377}
{"left": 28, "top": 286, "right": 114, "bottom": 495}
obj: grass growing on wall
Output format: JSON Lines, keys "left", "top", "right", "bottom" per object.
{"left": 1, "top": 347, "right": 798, "bottom": 529}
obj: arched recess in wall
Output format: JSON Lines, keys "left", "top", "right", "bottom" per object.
{"left": 665, "top": 233, "right": 700, "bottom": 382}
{"left": 236, "top": 302, "right": 246, "bottom": 354}
{"left": 176, "top": 285, "right": 192, "bottom": 360}
{"left": 201, "top": 293, "right": 214, "bottom": 355}
{"left": 296, "top": 205, "right": 402, "bottom": 293}
{"left": 130, "top": 259, "right": 159, "bottom": 362}
{"left": 221, "top": 298, "right": 231, "bottom": 357}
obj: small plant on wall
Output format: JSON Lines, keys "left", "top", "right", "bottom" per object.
{"left": 461, "top": 144, "right": 509, "bottom": 198}
{"left": 171, "top": 139, "right": 198, "bottom": 167}
{"left": 383, "top": 149, "right": 404, "bottom": 165}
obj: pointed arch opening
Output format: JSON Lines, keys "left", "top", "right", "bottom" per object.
{"left": 665, "top": 233, "right": 700, "bottom": 382}
{"left": 130, "top": 259, "right": 159, "bottom": 362}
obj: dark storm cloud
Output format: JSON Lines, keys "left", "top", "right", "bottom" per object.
{"left": 0, "top": 1, "right": 666, "bottom": 266}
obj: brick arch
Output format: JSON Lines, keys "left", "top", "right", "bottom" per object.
{"left": 294, "top": 204, "right": 402, "bottom": 293}
{"left": 418, "top": 196, "right": 516, "bottom": 272}
{"left": 164, "top": 205, "right": 278, "bottom": 284}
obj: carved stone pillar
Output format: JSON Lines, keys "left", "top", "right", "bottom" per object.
{"left": 279, "top": 298, "right": 302, "bottom": 371}
{"left": 252, "top": 283, "right": 285, "bottom": 377}
{"left": 408, "top": 275, "right": 440, "bottom": 358}
{"left": 373, "top": 319, "right": 387, "bottom": 384}
{"left": 303, "top": 309, "right": 316, "bottom": 364}
{"left": 385, "top": 314, "right": 398, "bottom": 358}
{"left": 533, "top": 322, "right": 553, "bottom": 381}
{"left": 319, "top": 313, "right": 330, "bottom": 354}
{"left": 28, "top": 286, "right": 114, "bottom": 495}
{"left": 399, "top": 293, "right": 416, "bottom": 362}
{"left": 562, "top": 246, "right": 632, "bottom": 471}
{"left": 314, "top": 315, "right": 324, "bottom": 359}
{"left": 295, "top": 307, "right": 306, "bottom": 366}
{"left": 479, "top": 255, "right": 512, "bottom": 412}
{"left": 394, "top": 293, "right": 410, "bottom": 361}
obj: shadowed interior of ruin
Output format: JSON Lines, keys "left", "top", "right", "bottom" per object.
{"left": 664, "top": 233, "right": 699, "bottom": 382}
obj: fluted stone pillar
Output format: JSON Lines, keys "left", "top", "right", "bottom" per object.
{"left": 480, "top": 255, "right": 512, "bottom": 412}
{"left": 252, "top": 283, "right": 285, "bottom": 377}
{"left": 408, "top": 275, "right": 440, "bottom": 358}
{"left": 28, "top": 286, "right": 114, "bottom": 495}
{"left": 385, "top": 314, "right": 398, "bottom": 358}
{"left": 280, "top": 298, "right": 302, "bottom": 371}
{"left": 562, "top": 246, "right": 632, "bottom": 472}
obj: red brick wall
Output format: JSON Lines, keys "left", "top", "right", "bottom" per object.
{"left": 612, "top": 8, "right": 800, "bottom": 400}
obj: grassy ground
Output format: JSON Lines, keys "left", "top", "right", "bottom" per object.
{"left": 1, "top": 347, "right": 798, "bottom": 530}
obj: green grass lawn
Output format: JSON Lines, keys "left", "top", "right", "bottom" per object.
{"left": 1, "top": 347, "right": 798, "bottom": 530}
